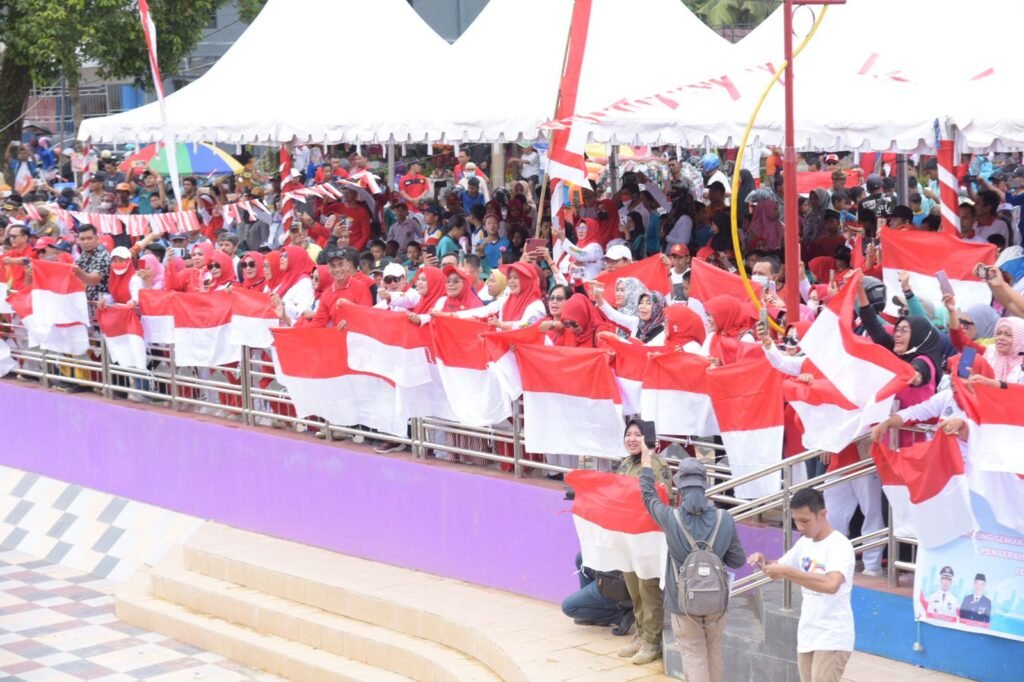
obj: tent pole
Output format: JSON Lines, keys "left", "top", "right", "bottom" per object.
{"left": 896, "top": 154, "right": 908, "bottom": 207}
{"left": 782, "top": 0, "right": 801, "bottom": 320}
{"left": 387, "top": 141, "right": 396, "bottom": 192}
{"left": 491, "top": 142, "right": 505, "bottom": 191}
{"left": 609, "top": 144, "right": 619, "bottom": 194}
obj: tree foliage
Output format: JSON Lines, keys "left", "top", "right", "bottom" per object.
{"left": 683, "top": 0, "right": 779, "bottom": 27}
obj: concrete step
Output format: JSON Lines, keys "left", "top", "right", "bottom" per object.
{"left": 116, "top": 570, "right": 411, "bottom": 682}
{"left": 180, "top": 523, "right": 665, "bottom": 682}
{"left": 149, "top": 547, "right": 500, "bottom": 682}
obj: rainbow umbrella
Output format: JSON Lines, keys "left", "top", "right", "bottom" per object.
{"left": 119, "top": 142, "right": 243, "bottom": 176}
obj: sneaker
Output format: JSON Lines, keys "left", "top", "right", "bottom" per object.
{"left": 617, "top": 635, "right": 643, "bottom": 658}
{"left": 862, "top": 568, "right": 885, "bottom": 577}
{"left": 374, "top": 442, "right": 408, "bottom": 454}
{"left": 631, "top": 642, "right": 662, "bottom": 665}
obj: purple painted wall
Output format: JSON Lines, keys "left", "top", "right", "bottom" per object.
{"left": 0, "top": 383, "right": 785, "bottom": 603}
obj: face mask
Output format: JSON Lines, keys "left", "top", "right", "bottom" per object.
{"left": 465, "top": 171, "right": 475, "bottom": 178}
{"left": 111, "top": 264, "right": 130, "bottom": 276}
{"left": 751, "top": 274, "right": 769, "bottom": 288}
{"left": 100, "top": 202, "right": 112, "bottom": 210}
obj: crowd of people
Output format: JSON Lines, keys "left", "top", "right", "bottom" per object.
{"left": 4, "top": 138, "right": 1024, "bottom": 679}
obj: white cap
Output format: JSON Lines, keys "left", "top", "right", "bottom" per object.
{"left": 382, "top": 262, "right": 406, "bottom": 279}
{"left": 110, "top": 246, "right": 132, "bottom": 260}
{"left": 100, "top": 150, "right": 113, "bottom": 159}
{"left": 604, "top": 244, "right": 633, "bottom": 262}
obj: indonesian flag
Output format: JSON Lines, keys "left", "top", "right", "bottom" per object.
{"left": 545, "top": 0, "right": 593, "bottom": 187}
{"left": 228, "top": 288, "right": 278, "bottom": 349}
{"left": 783, "top": 376, "right": 894, "bottom": 454}
{"left": 279, "top": 146, "right": 295, "bottom": 231}
{"left": 595, "top": 255, "right": 671, "bottom": 297}
{"left": 430, "top": 317, "right": 512, "bottom": 426}
{"left": 880, "top": 229, "right": 996, "bottom": 316}
{"left": 706, "top": 358, "right": 783, "bottom": 499}
{"left": 170, "top": 292, "right": 240, "bottom": 367}
{"left": 97, "top": 305, "right": 147, "bottom": 370}
{"left": 481, "top": 325, "right": 548, "bottom": 401}
{"left": 600, "top": 335, "right": 650, "bottom": 416}
{"left": 800, "top": 271, "right": 914, "bottom": 407}
{"left": 138, "top": 289, "right": 175, "bottom": 344}
{"left": 871, "top": 433, "right": 977, "bottom": 548}
{"left": 271, "top": 327, "right": 405, "bottom": 436}
{"left": 687, "top": 257, "right": 761, "bottom": 320}
{"left": 7, "top": 289, "right": 89, "bottom": 356}
{"left": 966, "top": 466, "right": 1024, "bottom": 537}
{"left": 640, "top": 351, "right": 718, "bottom": 437}
{"left": 565, "top": 470, "right": 668, "bottom": 580}
{"left": 336, "top": 302, "right": 432, "bottom": 388}
{"left": 516, "top": 344, "right": 623, "bottom": 459}
{"left": 30, "top": 260, "right": 90, "bottom": 331}
{"left": 957, "top": 377, "right": 1024, "bottom": 475}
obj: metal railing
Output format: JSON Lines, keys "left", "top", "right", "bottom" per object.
{"left": 0, "top": 317, "right": 923, "bottom": 605}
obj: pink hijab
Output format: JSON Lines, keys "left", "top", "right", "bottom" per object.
{"left": 985, "top": 317, "right": 1024, "bottom": 382}
{"left": 139, "top": 254, "right": 165, "bottom": 289}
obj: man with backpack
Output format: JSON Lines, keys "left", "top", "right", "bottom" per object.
{"left": 640, "top": 446, "right": 746, "bottom": 682}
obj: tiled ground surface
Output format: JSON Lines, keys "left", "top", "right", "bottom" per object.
{"left": 0, "top": 549, "right": 282, "bottom": 682}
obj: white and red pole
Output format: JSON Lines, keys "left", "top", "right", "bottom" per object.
{"left": 936, "top": 139, "right": 960, "bottom": 236}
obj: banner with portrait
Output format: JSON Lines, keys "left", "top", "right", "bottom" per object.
{"left": 914, "top": 492, "right": 1024, "bottom": 642}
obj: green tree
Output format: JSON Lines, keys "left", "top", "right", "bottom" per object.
{"left": 0, "top": 0, "right": 268, "bottom": 183}
{"left": 684, "top": 0, "right": 779, "bottom": 27}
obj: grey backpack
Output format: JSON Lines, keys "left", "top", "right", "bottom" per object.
{"left": 671, "top": 508, "right": 729, "bottom": 617}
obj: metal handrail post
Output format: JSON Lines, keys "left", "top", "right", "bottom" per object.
{"left": 887, "top": 510, "right": 898, "bottom": 587}
{"left": 239, "top": 347, "right": 253, "bottom": 426}
{"left": 782, "top": 462, "right": 793, "bottom": 610}
{"left": 169, "top": 349, "right": 179, "bottom": 411}
{"left": 41, "top": 349, "right": 49, "bottom": 388}
{"left": 512, "top": 399, "right": 523, "bottom": 478}
{"left": 100, "top": 338, "right": 113, "bottom": 400}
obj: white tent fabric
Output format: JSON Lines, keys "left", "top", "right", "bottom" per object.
{"left": 78, "top": 0, "right": 452, "bottom": 145}
{"left": 568, "top": 0, "right": 1024, "bottom": 152}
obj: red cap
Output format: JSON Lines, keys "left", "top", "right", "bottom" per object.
{"left": 33, "top": 237, "right": 56, "bottom": 251}
{"left": 695, "top": 246, "right": 716, "bottom": 261}
{"left": 824, "top": 153, "right": 839, "bottom": 162}
{"left": 669, "top": 243, "right": 690, "bottom": 257}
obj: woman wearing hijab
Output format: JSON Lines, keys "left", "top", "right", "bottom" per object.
{"left": 105, "top": 246, "right": 137, "bottom": 305}
{"left": 960, "top": 303, "right": 1000, "bottom": 342}
{"left": 412, "top": 266, "right": 484, "bottom": 326}
{"left": 134, "top": 254, "right": 165, "bottom": 298}
{"left": 266, "top": 245, "right": 315, "bottom": 323}
{"left": 481, "top": 269, "right": 507, "bottom": 303}
{"left": 704, "top": 295, "right": 758, "bottom": 364}
{"left": 448, "top": 262, "right": 546, "bottom": 328}
{"left": 635, "top": 292, "right": 667, "bottom": 345}
{"left": 238, "top": 251, "right": 266, "bottom": 291}
{"left": 559, "top": 294, "right": 619, "bottom": 348}
{"left": 947, "top": 298, "right": 1024, "bottom": 386}
{"left": 406, "top": 266, "right": 446, "bottom": 325}
{"left": 552, "top": 219, "right": 605, "bottom": 281}
{"left": 206, "top": 251, "right": 238, "bottom": 291}
{"left": 537, "top": 284, "right": 575, "bottom": 345}
{"left": 801, "top": 188, "right": 830, "bottom": 242}
{"left": 660, "top": 305, "right": 707, "bottom": 352}
{"left": 595, "top": 277, "right": 649, "bottom": 339}
{"left": 747, "top": 199, "right": 784, "bottom": 252}
{"left": 164, "top": 241, "right": 213, "bottom": 292}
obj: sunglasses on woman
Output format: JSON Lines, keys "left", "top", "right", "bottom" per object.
{"left": 208, "top": 264, "right": 221, "bottom": 270}
{"left": 383, "top": 275, "right": 401, "bottom": 284}
{"left": 548, "top": 294, "right": 566, "bottom": 302}
{"left": 241, "top": 261, "right": 257, "bottom": 268}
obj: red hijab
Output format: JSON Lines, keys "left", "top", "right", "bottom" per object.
{"left": 560, "top": 293, "right": 618, "bottom": 347}
{"left": 808, "top": 256, "right": 837, "bottom": 284}
{"left": 584, "top": 199, "right": 621, "bottom": 249}
{"left": 412, "top": 266, "right": 446, "bottom": 314}
{"left": 441, "top": 266, "right": 483, "bottom": 313}
{"left": 705, "top": 295, "right": 754, "bottom": 338}
{"left": 208, "top": 250, "right": 238, "bottom": 289}
{"left": 665, "top": 305, "right": 707, "bottom": 348}
{"left": 267, "top": 245, "right": 314, "bottom": 296}
{"left": 500, "top": 262, "right": 543, "bottom": 322}
{"left": 240, "top": 251, "right": 266, "bottom": 291}
{"left": 107, "top": 254, "right": 136, "bottom": 305}
{"left": 314, "top": 265, "right": 332, "bottom": 297}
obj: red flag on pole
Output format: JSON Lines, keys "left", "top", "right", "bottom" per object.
{"left": 546, "top": 0, "right": 592, "bottom": 187}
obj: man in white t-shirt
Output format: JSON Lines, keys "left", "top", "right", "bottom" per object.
{"left": 747, "top": 488, "right": 855, "bottom": 682}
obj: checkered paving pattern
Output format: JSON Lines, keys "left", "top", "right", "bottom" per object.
{"left": 0, "top": 466, "right": 204, "bottom": 583}
{"left": 0, "top": 548, "right": 284, "bottom": 681}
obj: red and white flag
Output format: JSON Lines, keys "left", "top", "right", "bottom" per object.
{"left": 516, "top": 344, "right": 623, "bottom": 459}
{"left": 595, "top": 255, "right": 672, "bottom": 297}
{"left": 871, "top": 433, "right": 977, "bottom": 548}
{"left": 7, "top": 289, "right": 89, "bottom": 356}
{"left": 228, "top": 288, "right": 278, "bottom": 349}
{"left": 545, "top": 0, "right": 593, "bottom": 187}
{"left": 687, "top": 257, "right": 761, "bottom": 320}
{"left": 430, "top": 317, "right": 512, "bottom": 426}
{"left": 800, "top": 271, "right": 915, "bottom": 407}
{"left": 706, "top": 358, "right": 784, "bottom": 499}
{"left": 640, "top": 351, "right": 718, "bottom": 437}
{"left": 271, "top": 327, "right": 405, "bottom": 436}
{"left": 957, "top": 377, "right": 1024, "bottom": 475}
{"left": 279, "top": 146, "right": 295, "bottom": 231}
{"left": 481, "top": 325, "right": 548, "bottom": 401}
{"left": 966, "top": 467, "right": 1024, "bottom": 537}
{"left": 170, "top": 292, "right": 240, "bottom": 367}
{"left": 138, "top": 289, "right": 175, "bottom": 344}
{"left": 783, "top": 376, "right": 894, "bottom": 454}
{"left": 98, "top": 305, "right": 147, "bottom": 370}
{"left": 600, "top": 335, "right": 650, "bottom": 416}
{"left": 335, "top": 302, "right": 432, "bottom": 388}
{"left": 29, "top": 260, "right": 89, "bottom": 331}
{"left": 880, "top": 229, "right": 996, "bottom": 316}
{"left": 565, "top": 470, "right": 668, "bottom": 580}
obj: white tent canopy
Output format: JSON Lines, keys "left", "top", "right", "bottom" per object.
{"left": 78, "top": 0, "right": 452, "bottom": 145}
{"left": 572, "top": 0, "right": 1024, "bottom": 152}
